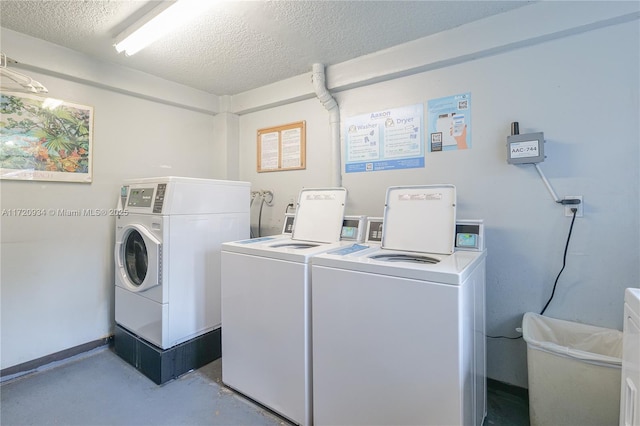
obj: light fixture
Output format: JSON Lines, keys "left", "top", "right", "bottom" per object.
{"left": 0, "top": 53, "right": 48, "bottom": 93}
{"left": 114, "top": 0, "right": 213, "bottom": 56}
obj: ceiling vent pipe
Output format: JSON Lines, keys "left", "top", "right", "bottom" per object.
{"left": 312, "top": 63, "right": 341, "bottom": 187}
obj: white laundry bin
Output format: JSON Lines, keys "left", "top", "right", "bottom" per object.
{"left": 522, "top": 312, "right": 623, "bottom": 426}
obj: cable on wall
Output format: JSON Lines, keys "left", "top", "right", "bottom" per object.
{"left": 540, "top": 207, "right": 578, "bottom": 315}
{"left": 491, "top": 122, "right": 583, "bottom": 338}
{"left": 487, "top": 334, "right": 522, "bottom": 340}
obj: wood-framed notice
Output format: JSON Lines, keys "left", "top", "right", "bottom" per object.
{"left": 257, "top": 121, "right": 306, "bottom": 172}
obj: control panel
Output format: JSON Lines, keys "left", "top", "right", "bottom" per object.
{"left": 454, "top": 219, "right": 484, "bottom": 251}
{"left": 365, "top": 217, "right": 384, "bottom": 244}
{"left": 341, "top": 215, "right": 367, "bottom": 243}
{"left": 282, "top": 213, "right": 295, "bottom": 235}
{"left": 127, "top": 187, "right": 154, "bottom": 208}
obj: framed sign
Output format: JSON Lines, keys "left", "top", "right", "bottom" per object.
{"left": 257, "top": 121, "right": 305, "bottom": 172}
{"left": 0, "top": 92, "right": 94, "bottom": 183}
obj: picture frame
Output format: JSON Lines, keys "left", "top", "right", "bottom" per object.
{"left": 0, "top": 91, "right": 94, "bottom": 183}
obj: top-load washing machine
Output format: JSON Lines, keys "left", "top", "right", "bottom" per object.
{"left": 311, "top": 185, "right": 487, "bottom": 426}
{"left": 114, "top": 176, "right": 249, "bottom": 351}
{"left": 221, "top": 188, "right": 352, "bottom": 426}
{"left": 621, "top": 287, "right": 640, "bottom": 426}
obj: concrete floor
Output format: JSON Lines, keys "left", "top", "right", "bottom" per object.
{"left": 1, "top": 346, "right": 529, "bottom": 425}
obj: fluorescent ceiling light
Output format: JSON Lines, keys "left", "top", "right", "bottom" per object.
{"left": 114, "top": 0, "right": 213, "bottom": 56}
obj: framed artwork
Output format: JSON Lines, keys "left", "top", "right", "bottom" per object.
{"left": 0, "top": 92, "right": 94, "bottom": 183}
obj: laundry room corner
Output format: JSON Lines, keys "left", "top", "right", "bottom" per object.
{"left": 0, "top": 29, "right": 224, "bottom": 373}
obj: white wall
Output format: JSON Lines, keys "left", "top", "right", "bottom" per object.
{"left": 237, "top": 2, "right": 640, "bottom": 387}
{"left": 238, "top": 99, "right": 335, "bottom": 236}
{"left": 0, "top": 32, "right": 221, "bottom": 370}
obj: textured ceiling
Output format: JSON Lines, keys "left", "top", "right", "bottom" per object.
{"left": 0, "top": 1, "right": 532, "bottom": 95}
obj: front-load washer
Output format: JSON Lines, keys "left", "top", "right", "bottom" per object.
{"left": 311, "top": 185, "right": 487, "bottom": 426}
{"left": 114, "top": 176, "right": 249, "bottom": 383}
{"left": 621, "top": 287, "right": 640, "bottom": 426}
{"left": 221, "top": 187, "right": 350, "bottom": 426}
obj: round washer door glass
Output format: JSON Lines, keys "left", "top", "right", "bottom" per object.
{"left": 124, "top": 230, "right": 148, "bottom": 286}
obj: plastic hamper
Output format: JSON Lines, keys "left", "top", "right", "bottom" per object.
{"left": 522, "top": 312, "right": 623, "bottom": 426}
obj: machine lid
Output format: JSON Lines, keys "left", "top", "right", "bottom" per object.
{"left": 292, "top": 188, "right": 347, "bottom": 243}
{"left": 381, "top": 185, "right": 456, "bottom": 255}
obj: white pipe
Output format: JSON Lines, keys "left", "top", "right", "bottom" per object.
{"left": 534, "top": 164, "right": 560, "bottom": 203}
{"left": 312, "top": 63, "right": 341, "bottom": 187}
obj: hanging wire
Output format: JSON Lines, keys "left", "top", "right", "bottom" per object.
{"left": 540, "top": 207, "right": 578, "bottom": 315}
{"left": 258, "top": 195, "right": 265, "bottom": 237}
{"left": 256, "top": 190, "right": 274, "bottom": 237}
{"left": 488, "top": 207, "right": 579, "bottom": 339}
{"left": 249, "top": 190, "right": 274, "bottom": 238}
{"left": 249, "top": 191, "right": 259, "bottom": 238}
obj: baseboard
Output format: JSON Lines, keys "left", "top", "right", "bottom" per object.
{"left": 1, "top": 336, "right": 113, "bottom": 379}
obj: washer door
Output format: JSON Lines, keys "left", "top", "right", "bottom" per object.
{"left": 115, "top": 224, "right": 161, "bottom": 292}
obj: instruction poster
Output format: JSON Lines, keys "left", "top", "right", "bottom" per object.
{"left": 257, "top": 121, "right": 306, "bottom": 172}
{"left": 259, "top": 131, "right": 280, "bottom": 170}
{"left": 427, "top": 93, "right": 471, "bottom": 152}
{"left": 344, "top": 104, "right": 424, "bottom": 173}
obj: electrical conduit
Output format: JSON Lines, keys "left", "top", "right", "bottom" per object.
{"left": 312, "top": 63, "right": 341, "bottom": 187}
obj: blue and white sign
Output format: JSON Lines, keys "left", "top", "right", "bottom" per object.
{"left": 344, "top": 104, "right": 424, "bottom": 173}
{"left": 427, "top": 93, "right": 471, "bottom": 152}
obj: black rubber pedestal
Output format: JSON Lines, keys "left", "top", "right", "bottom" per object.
{"left": 113, "top": 325, "right": 221, "bottom": 385}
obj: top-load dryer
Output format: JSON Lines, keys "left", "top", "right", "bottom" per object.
{"left": 311, "top": 185, "right": 487, "bottom": 426}
{"left": 114, "top": 176, "right": 250, "bottom": 350}
{"left": 221, "top": 187, "right": 351, "bottom": 426}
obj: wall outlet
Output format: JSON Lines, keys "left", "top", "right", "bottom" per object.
{"left": 564, "top": 195, "right": 583, "bottom": 217}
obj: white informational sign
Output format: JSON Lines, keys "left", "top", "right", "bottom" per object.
{"left": 427, "top": 93, "right": 471, "bottom": 152}
{"left": 281, "top": 127, "right": 302, "bottom": 168}
{"left": 260, "top": 131, "right": 279, "bottom": 170}
{"left": 345, "top": 104, "right": 424, "bottom": 173}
